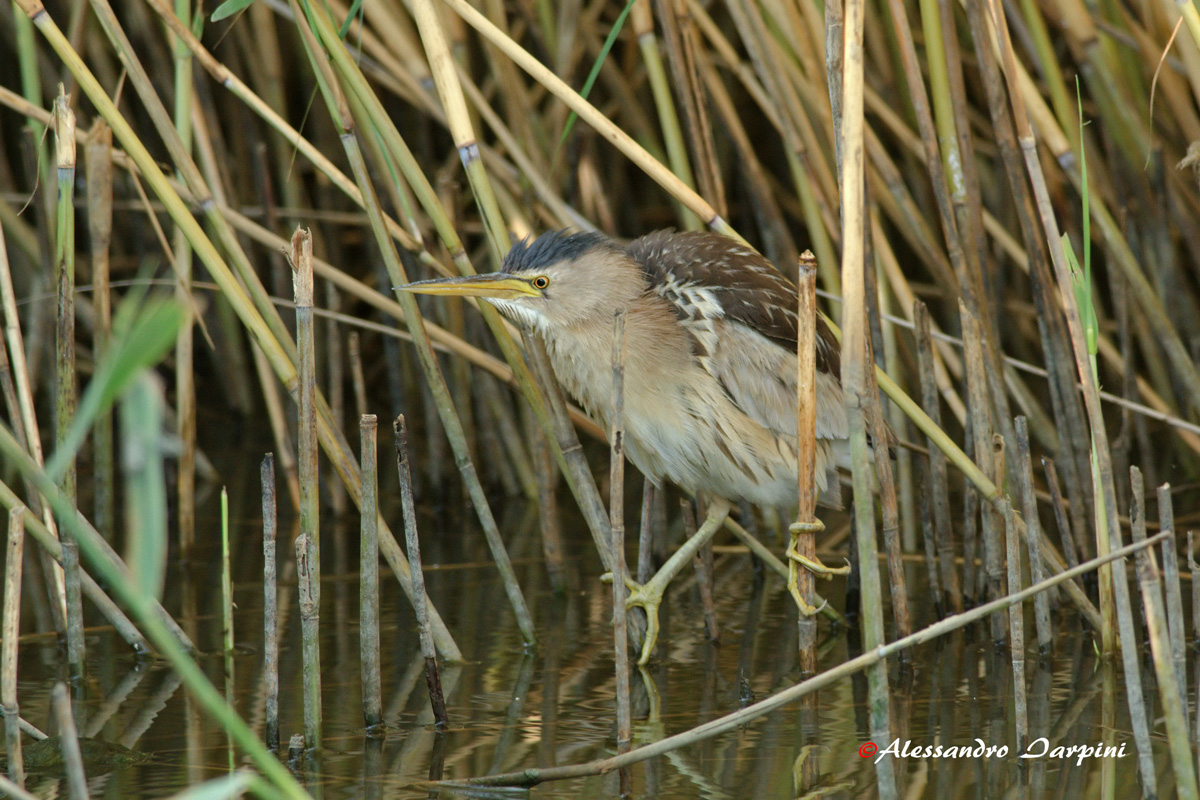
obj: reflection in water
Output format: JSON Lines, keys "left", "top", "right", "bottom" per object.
{"left": 4, "top": 438, "right": 1169, "bottom": 799}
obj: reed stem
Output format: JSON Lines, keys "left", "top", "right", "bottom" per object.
{"left": 394, "top": 416, "right": 447, "bottom": 728}
{"left": 3, "top": 507, "right": 25, "bottom": 788}
{"left": 261, "top": 454, "right": 279, "bottom": 752}
{"left": 359, "top": 415, "right": 382, "bottom": 731}
{"left": 296, "top": 532, "right": 322, "bottom": 749}
{"left": 51, "top": 683, "right": 89, "bottom": 800}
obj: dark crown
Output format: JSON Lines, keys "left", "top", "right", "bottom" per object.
{"left": 501, "top": 230, "right": 617, "bottom": 273}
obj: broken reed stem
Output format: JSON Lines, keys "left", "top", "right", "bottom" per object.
{"left": 1003, "top": 498, "right": 1028, "bottom": 751}
{"left": 1042, "top": 458, "right": 1080, "bottom": 571}
{"left": 1015, "top": 417, "right": 1052, "bottom": 652}
{"left": 220, "top": 487, "right": 234, "bottom": 769}
{"left": 1157, "top": 483, "right": 1188, "bottom": 732}
{"left": 1130, "top": 468, "right": 1198, "bottom": 800}
{"left": 359, "top": 415, "right": 382, "bottom": 731}
{"left": 292, "top": 226, "right": 320, "bottom": 570}
{"left": 295, "top": 533, "right": 322, "bottom": 749}
{"left": 609, "top": 310, "right": 632, "bottom": 752}
{"left": 261, "top": 454, "right": 279, "bottom": 752}
{"left": 446, "top": 532, "right": 1171, "bottom": 789}
{"left": 3, "top": 507, "right": 24, "bottom": 787}
{"left": 52, "top": 682, "right": 89, "bottom": 800}
{"left": 291, "top": 227, "right": 322, "bottom": 750}
{"left": 53, "top": 88, "right": 84, "bottom": 682}
{"left": 913, "top": 301, "right": 960, "bottom": 611}
{"left": 792, "top": 251, "right": 820, "bottom": 673}
{"left": 394, "top": 415, "right": 447, "bottom": 728}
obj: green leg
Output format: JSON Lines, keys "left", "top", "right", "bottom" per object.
{"left": 623, "top": 499, "right": 731, "bottom": 664}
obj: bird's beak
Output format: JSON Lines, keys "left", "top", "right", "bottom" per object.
{"left": 397, "top": 273, "right": 540, "bottom": 300}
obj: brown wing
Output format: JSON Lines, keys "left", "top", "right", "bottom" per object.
{"left": 626, "top": 230, "right": 840, "bottom": 377}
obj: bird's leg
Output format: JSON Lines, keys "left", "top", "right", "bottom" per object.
{"left": 786, "top": 520, "right": 851, "bottom": 580}
{"left": 623, "top": 498, "right": 731, "bottom": 665}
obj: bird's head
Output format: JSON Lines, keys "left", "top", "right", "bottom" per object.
{"left": 398, "top": 230, "right": 643, "bottom": 331}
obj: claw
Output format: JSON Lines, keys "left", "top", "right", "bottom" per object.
{"left": 623, "top": 580, "right": 662, "bottom": 665}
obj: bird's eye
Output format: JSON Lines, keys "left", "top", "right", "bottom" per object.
{"left": 532, "top": 276, "right": 550, "bottom": 290}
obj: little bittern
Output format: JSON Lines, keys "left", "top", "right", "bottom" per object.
{"left": 404, "top": 230, "right": 852, "bottom": 662}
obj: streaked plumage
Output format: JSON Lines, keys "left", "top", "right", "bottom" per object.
{"left": 489, "top": 229, "right": 849, "bottom": 509}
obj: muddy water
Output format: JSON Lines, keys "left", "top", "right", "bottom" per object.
{"left": 7, "top": 426, "right": 1160, "bottom": 798}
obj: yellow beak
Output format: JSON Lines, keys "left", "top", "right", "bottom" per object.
{"left": 397, "top": 273, "right": 540, "bottom": 300}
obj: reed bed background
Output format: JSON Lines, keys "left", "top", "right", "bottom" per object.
{"left": 0, "top": 0, "right": 1199, "bottom": 795}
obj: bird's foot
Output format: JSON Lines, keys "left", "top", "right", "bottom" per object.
{"left": 622, "top": 579, "right": 663, "bottom": 666}
{"left": 786, "top": 520, "right": 850, "bottom": 579}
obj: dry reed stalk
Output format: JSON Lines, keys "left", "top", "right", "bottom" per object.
{"left": 1003, "top": 498, "right": 1028, "bottom": 751}
{"left": 1157, "top": 484, "right": 1188, "bottom": 731}
{"left": 52, "top": 88, "right": 85, "bottom": 683}
{"left": 3, "top": 507, "right": 25, "bottom": 787}
{"left": 837, "top": 0, "right": 896, "bottom": 790}
{"left": 220, "top": 488, "right": 234, "bottom": 769}
{"left": 609, "top": 310, "right": 632, "bottom": 751}
{"left": 260, "top": 454, "right": 279, "bottom": 752}
{"left": 1041, "top": 458, "right": 1081, "bottom": 571}
{"left": 866, "top": 339, "right": 910, "bottom": 641}
{"left": 359, "top": 415, "right": 382, "bottom": 731}
{"left": 791, "top": 252, "right": 822, "bottom": 672}
{"left": 394, "top": 416, "right": 447, "bottom": 728}
{"left": 1130, "top": 467, "right": 1198, "bottom": 800}
{"left": 51, "top": 683, "right": 89, "bottom": 800}
{"left": 1015, "top": 418, "right": 1053, "bottom": 652}
{"left": 84, "top": 122, "right": 114, "bottom": 541}
{"left": 295, "top": 532, "right": 322, "bottom": 749}
{"left": 913, "top": 302, "right": 960, "bottom": 610}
